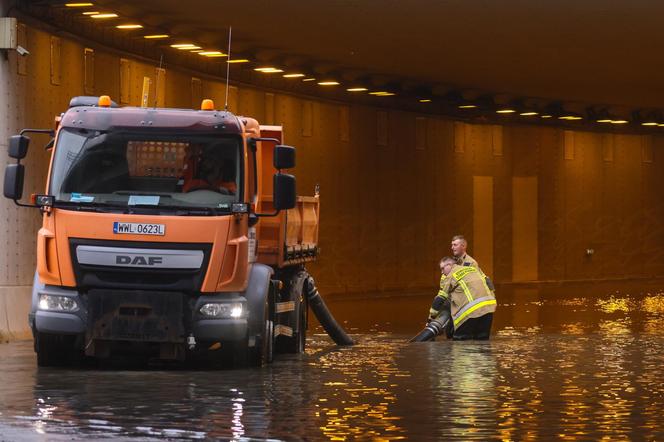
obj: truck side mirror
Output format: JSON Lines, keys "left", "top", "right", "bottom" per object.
{"left": 273, "top": 173, "right": 296, "bottom": 210}
{"left": 4, "top": 164, "right": 25, "bottom": 200}
{"left": 274, "top": 145, "right": 295, "bottom": 170}
{"left": 9, "top": 135, "right": 30, "bottom": 159}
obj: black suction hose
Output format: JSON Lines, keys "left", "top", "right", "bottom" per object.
{"left": 409, "top": 310, "right": 451, "bottom": 342}
{"left": 305, "top": 276, "right": 355, "bottom": 346}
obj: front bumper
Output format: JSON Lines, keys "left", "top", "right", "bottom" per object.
{"left": 32, "top": 285, "right": 248, "bottom": 343}
{"left": 35, "top": 310, "right": 86, "bottom": 335}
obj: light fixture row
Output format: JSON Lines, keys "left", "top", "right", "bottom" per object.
{"left": 62, "top": 3, "right": 664, "bottom": 125}
{"left": 64, "top": 2, "right": 400, "bottom": 97}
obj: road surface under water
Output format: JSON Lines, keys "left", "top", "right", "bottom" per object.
{"left": 1, "top": 280, "right": 664, "bottom": 440}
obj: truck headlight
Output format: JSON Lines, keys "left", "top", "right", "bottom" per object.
{"left": 199, "top": 303, "right": 243, "bottom": 318}
{"left": 39, "top": 294, "right": 79, "bottom": 312}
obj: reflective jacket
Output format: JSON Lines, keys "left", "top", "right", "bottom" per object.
{"left": 429, "top": 264, "right": 496, "bottom": 329}
{"left": 457, "top": 253, "right": 478, "bottom": 268}
{"left": 456, "top": 253, "right": 496, "bottom": 295}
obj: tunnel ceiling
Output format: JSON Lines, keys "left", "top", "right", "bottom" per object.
{"left": 20, "top": 1, "right": 664, "bottom": 127}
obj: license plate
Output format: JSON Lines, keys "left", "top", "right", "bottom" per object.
{"left": 113, "top": 222, "right": 165, "bottom": 236}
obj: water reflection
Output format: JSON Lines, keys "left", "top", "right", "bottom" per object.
{"left": 314, "top": 334, "right": 407, "bottom": 440}
{"left": 0, "top": 281, "right": 664, "bottom": 439}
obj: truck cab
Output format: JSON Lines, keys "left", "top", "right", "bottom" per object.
{"left": 4, "top": 96, "right": 320, "bottom": 366}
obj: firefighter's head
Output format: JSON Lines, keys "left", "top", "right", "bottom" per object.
{"left": 450, "top": 235, "right": 467, "bottom": 258}
{"left": 439, "top": 256, "right": 456, "bottom": 276}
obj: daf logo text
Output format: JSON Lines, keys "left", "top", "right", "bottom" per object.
{"left": 116, "top": 255, "right": 163, "bottom": 266}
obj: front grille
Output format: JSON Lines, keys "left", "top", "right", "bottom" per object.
{"left": 70, "top": 238, "right": 212, "bottom": 292}
{"left": 87, "top": 289, "right": 188, "bottom": 343}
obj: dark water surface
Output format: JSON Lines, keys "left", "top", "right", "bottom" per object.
{"left": 1, "top": 280, "right": 664, "bottom": 440}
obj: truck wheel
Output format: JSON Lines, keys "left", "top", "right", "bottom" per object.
{"left": 276, "top": 271, "right": 308, "bottom": 354}
{"left": 247, "top": 298, "right": 274, "bottom": 367}
{"left": 293, "top": 298, "right": 308, "bottom": 353}
{"left": 35, "top": 333, "right": 80, "bottom": 367}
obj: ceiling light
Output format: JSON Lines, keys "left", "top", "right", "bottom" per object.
{"left": 596, "top": 119, "right": 612, "bottom": 123}
{"left": 283, "top": 73, "right": 305, "bottom": 78}
{"left": 90, "top": 13, "right": 118, "bottom": 18}
{"left": 559, "top": 115, "right": 582, "bottom": 120}
{"left": 458, "top": 104, "right": 477, "bottom": 109}
{"left": 302, "top": 78, "right": 316, "bottom": 82}
{"left": 82, "top": 11, "right": 99, "bottom": 15}
{"left": 369, "top": 91, "right": 395, "bottom": 96}
{"left": 347, "top": 87, "right": 368, "bottom": 92}
{"left": 318, "top": 81, "right": 340, "bottom": 86}
{"left": 227, "top": 59, "right": 250, "bottom": 63}
{"left": 519, "top": 111, "right": 538, "bottom": 116}
{"left": 496, "top": 108, "right": 516, "bottom": 114}
{"left": 641, "top": 122, "right": 658, "bottom": 126}
{"left": 540, "top": 115, "right": 553, "bottom": 119}
{"left": 190, "top": 50, "right": 204, "bottom": 53}
{"left": 66, "top": 2, "right": 94, "bottom": 7}
{"left": 143, "top": 34, "right": 169, "bottom": 39}
{"left": 171, "top": 44, "right": 201, "bottom": 50}
{"left": 116, "top": 24, "right": 143, "bottom": 29}
{"left": 199, "top": 51, "right": 226, "bottom": 57}
{"left": 255, "top": 67, "right": 284, "bottom": 73}
{"left": 610, "top": 119, "right": 629, "bottom": 124}
{"left": 419, "top": 99, "right": 432, "bottom": 103}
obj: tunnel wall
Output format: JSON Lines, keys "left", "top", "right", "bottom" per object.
{"left": 2, "top": 22, "right": 664, "bottom": 339}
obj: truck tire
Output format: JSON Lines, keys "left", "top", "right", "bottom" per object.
{"left": 248, "top": 298, "right": 274, "bottom": 366}
{"left": 231, "top": 263, "right": 275, "bottom": 367}
{"left": 231, "top": 299, "right": 273, "bottom": 368}
{"left": 35, "top": 332, "right": 81, "bottom": 367}
{"left": 276, "top": 271, "right": 308, "bottom": 354}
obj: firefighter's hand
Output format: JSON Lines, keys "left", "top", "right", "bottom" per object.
{"left": 426, "top": 317, "right": 433, "bottom": 324}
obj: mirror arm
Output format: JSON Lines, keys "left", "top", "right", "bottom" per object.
{"left": 19, "top": 128, "right": 54, "bottom": 137}
{"left": 17, "top": 128, "right": 55, "bottom": 151}
{"left": 248, "top": 137, "right": 279, "bottom": 145}
{"left": 254, "top": 208, "right": 281, "bottom": 218}
{"left": 12, "top": 199, "right": 38, "bottom": 209}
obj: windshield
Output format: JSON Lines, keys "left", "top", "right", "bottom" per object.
{"left": 49, "top": 129, "right": 242, "bottom": 213}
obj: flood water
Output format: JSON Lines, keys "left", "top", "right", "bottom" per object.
{"left": 1, "top": 280, "right": 664, "bottom": 440}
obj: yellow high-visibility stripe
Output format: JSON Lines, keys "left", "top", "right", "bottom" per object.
{"left": 458, "top": 278, "right": 473, "bottom": 303}
{"left": 453, "top": 299, "right": 497, "bottom": 327}
{"left": 437, "top": 290, "right": 449, "bottom": 299}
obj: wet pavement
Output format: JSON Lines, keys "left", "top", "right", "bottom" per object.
{"left": 1, "top": 280, "right": 664, "bottom": 440}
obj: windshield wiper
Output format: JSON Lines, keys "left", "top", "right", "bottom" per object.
{"left": 54, "top": 201, "right": 126, "bottom": 213}
{"left": 120, "top": 203, "right": 224, "bottom": 216}
{"left": 163, "top": 205, "right": 225, "bottom": 216}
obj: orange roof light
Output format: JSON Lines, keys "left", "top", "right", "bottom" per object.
{"left": 201, "top": 99, "right": 215, "bottom": 110}
{"left": 98, "top": 95, "right": 112, "bottom": 107}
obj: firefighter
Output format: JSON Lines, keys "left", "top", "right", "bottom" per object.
{"left": 428, "top": 256, "right": 496, "bottom": 340}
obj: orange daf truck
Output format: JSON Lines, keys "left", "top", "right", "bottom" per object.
{"left": 3, "top": 95, "right": 322, "bottom": 367}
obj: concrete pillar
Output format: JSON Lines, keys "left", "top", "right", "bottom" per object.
{"left": 1, "top": 0, "right": 33, "bottom": 342}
